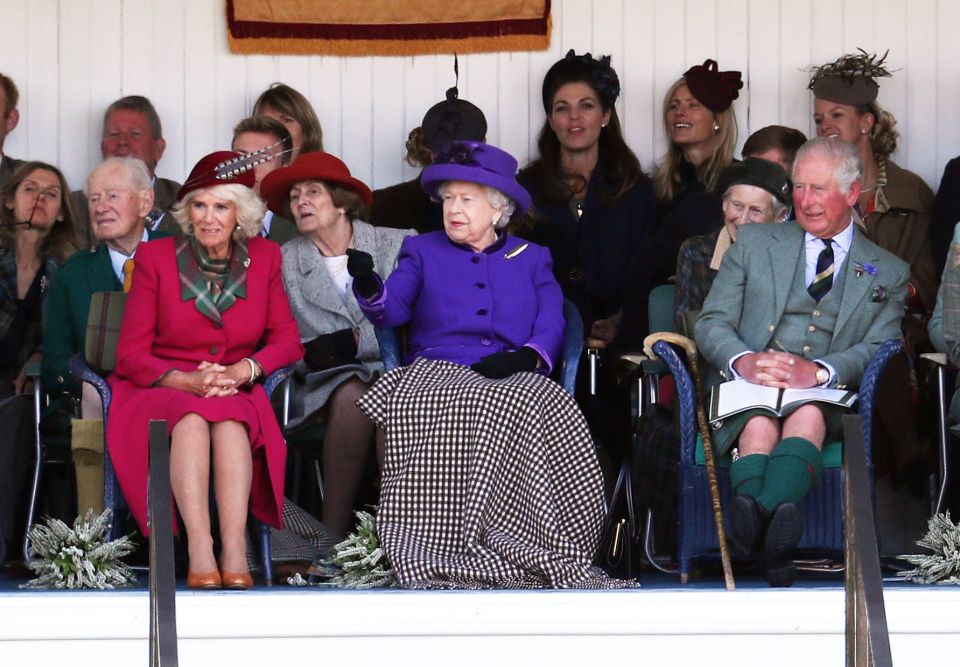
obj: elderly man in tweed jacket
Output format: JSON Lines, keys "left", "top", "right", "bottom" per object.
{"left": 695, "top": 137, "right": 908, "bottom": 586}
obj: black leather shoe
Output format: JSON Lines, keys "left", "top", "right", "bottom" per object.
{"left": 728, "top": 495, "right": 763, "bottom": 560}
{"left": 763, "top": 502, "right": 803, "bottom": 587}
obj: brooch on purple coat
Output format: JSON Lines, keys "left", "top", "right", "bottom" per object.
{"left": 505, "top": 243, "right": 528, "bottom": 259}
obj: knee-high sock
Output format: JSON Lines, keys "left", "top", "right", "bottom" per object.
{"left": 71, "top": 418, "right": 105, "bottom": 516}
{"left": 756, "top": 437, "right": 822, "bottom": 511}
{"left": 730, "top": 453, "right": 768, "bottom": 498}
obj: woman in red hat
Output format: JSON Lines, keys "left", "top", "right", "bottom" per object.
{"left": 106, "top": 151, "right": 303, "bottom": 590}
{"left": 653, "top": 59, "right": 741, "bottom": 216}
{"left": 260, "top": 153, "right": 414, "bottom": 537}
{"left": 616, "top": 59, "right": 744, "bottom": 348}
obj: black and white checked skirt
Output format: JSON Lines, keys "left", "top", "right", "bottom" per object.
{"left": 357, "top": 358, "right": 630, "bottom": 589}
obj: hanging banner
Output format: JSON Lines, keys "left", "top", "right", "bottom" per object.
{"left": 227, "top": 0, "right": 552, "bottom": 56}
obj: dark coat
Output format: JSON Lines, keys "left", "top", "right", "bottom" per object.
{"left": 0, "top": 155, "right": 23, "bottom": 191}
{"left": 41, "top": 229, "right": 169, "bottom": 392}
{"left": 518, "top": 161, "right": 658, "bottom": 329}
{"left": 369, "top": 177, "right": 444, "bottom": 234}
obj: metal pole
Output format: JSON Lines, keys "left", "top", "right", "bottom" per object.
{"left": 148, "top": 419, "right": 178, "bottom": 666}
{"left": 842, "top": 414, "right": 892, "bottom": 667}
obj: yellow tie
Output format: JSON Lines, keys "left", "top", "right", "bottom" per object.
{"left": 122, "top": 258, "right": 135, "bottom": 293}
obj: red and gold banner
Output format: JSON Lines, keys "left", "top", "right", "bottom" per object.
{"left": 226, "top": 0, "right": 552, "bottom": 56}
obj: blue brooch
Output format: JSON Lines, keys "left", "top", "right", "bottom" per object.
{"left": 870, "top": 285, "right": 888, "bottom": 302}
{"left": 854, "top": 262, "right": 878, "bottom": 278}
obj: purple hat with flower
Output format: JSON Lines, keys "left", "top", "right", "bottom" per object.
{"left": 420, "top": 141, "right": 532, "bottom": 218}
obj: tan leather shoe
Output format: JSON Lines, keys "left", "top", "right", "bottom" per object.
{"left": 187, "top": 569, "right": 223, "bottom": 590}
{"left": 220, "top": 570, "right": 254, "bottom": 590}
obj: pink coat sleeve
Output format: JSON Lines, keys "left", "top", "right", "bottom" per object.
{"left": 114, "top": 241, "right": 174, "bottom": 386}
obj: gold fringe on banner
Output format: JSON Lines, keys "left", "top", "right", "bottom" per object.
{"left": 227, "top": 30, "right": 551, "bottom": 57}
{"left": 226, "top": 0, "right": 552, "bottom": 56}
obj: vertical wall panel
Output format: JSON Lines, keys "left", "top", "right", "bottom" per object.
{"left": 622, "top": 0, "right": 656, "bottom": 169}
{"left": 1, "top": 0, "right": 29, "bottom": 161}
{"left": 904, "top": 0, "right": 938, "bottom": 184}
{"left": 0, "top": 0, "right": 957, "bottom": 191}
{"left": 56, "top": 0, "right": 94, "bottom": 183}
{"left": 497, "top": 51, "right": 532, "bottom": 169}
{"left": 684, "top": 0, "right": 718, "bottom": 65}
{"left": 339, "top": 58, "right": 373, "bottom": 185}
{"left": 371, "top": 57, "right": 405, "bottom": 189}
{"left": 651, "top": 0, "right": 687, "bottom": 166}
{"left": 121, "top": 0, "right": 154, "bottom": 101}
{"left": 181, "top": 0, "right": 218, "bottom": 169}
{"left": 936, "top": 0, "right": 960, "bottom": 179}
{"left": 310, "top": 57, "right": 344, "bottom": 157}
{"left": 779, "top": 0, "right": 813, "bottom": 142}
{"left": 23, "top": 0, "right": 57, "bottom": 167}
{"left": 214, "top": 12, "right": 248, "bottom": 153}
{"left": 152, "top": 0, "right": 186, "bottom": 180}
{"left": 746, "top": 0, "right": 781, "bottom": 138}
{"left": 717, "top": 0, "right": 749, "bottom": 154}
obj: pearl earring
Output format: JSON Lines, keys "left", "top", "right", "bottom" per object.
{"left": 713, "top": 122, "right": 720, "bottom": 132}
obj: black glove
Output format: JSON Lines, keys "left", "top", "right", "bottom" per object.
{"left": 346, "top": 249, "right": 380, "bottom": 299}
{"left": 303, "top": 328, "right": 358, "bottom": 372}
{"left": 470, "top": 347, "right": 541, "bottom": 379}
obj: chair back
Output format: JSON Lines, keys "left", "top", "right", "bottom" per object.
{"left": 560, "top": 299, "right": 584, "bottom": 395}
{"left": 648, "top": 284, "right": 677, "bottom": 334}
{"left": 375, "top": 327, "right": 402, "bottom": 372}
{"left": 371, "top": 302, "right": 581, "bottom": 395}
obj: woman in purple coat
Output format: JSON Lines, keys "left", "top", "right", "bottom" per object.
{"left": 345, "top": 141, "right": 622, "bottom": 590}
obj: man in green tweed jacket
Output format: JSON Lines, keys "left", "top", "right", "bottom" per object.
{"left": 43, "top": 157, "right": 170, "bottom": 515}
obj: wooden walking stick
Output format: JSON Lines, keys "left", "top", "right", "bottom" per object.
{"left": 644, "top": 332, "right": 735, "bottom": 590}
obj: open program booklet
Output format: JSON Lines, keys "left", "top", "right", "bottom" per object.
{"left": 708, "top": 378, "right": 858, "bottom": 425}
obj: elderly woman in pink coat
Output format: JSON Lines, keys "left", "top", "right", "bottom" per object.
{"left": 108, "top": 151, "right": 303, "bottom": 590}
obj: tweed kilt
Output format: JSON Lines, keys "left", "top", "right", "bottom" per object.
{"left": 357, "top": 358, "right": 629, "bottom": 589}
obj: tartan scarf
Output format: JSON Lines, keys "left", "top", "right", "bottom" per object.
{"left": 176, "top": 236, "right": 248, "bottom": 328}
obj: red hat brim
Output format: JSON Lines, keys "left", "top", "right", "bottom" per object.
{"left": 259, "top": 152, "right": 372, "bottom": 215}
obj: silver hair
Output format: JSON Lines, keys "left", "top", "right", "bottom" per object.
{"left": 86, "top": 156, "right": 152, "bottom": 194}
{"left": 721, "top": 185, "right": 790, "bottom": 222}
{"left": 792, "top": 136, "right": 862, "bottom": 195}
{"left": 437, "top": 182, "right": 517, "bottom": 229}
{"left": 171, "top": 183, "right": 267, "bottom": 239}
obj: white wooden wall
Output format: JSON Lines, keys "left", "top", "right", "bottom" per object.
{"left": 0, "top": 0, "right": 956, "bottom": 194}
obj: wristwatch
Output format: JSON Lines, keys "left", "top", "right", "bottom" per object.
{"left": 815, "top": 366, "right": 830, "bottom": 386}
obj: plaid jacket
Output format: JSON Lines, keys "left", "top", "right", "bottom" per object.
{"left": 674, "top": 229, "right": 720, "bottom": 335}
{"left": 0, "top": 245, "right": 61, "bottom": 368}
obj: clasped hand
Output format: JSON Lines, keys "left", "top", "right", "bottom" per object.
{"left": 166, "top": 360, "right": 249, "bottom": 397}
{"left": 732, "top": 350, "right": 819, "bottom": 389}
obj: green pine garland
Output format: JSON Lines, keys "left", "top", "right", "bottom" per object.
{"left": 899, "top": 511, "right": 960, "bottom": 585}
{"left": 20, "top": 509, "right": 138, "bottom": 590}
{"left": 286, "top": 509, "right": 395, "bottom": 589}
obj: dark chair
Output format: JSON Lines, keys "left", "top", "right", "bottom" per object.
{"left": 920, "top": 352, "right": 954, "bottom": 516}
{"left": 19, "top": 362, "right": 76, "bottom": 564}
{"left": 647, "top": 337, "right": 902, "bottom": 581}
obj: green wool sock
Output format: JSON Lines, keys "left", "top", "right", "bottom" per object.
{"left": 755, "top": 437, "right": 823, "bottom": 511}
{"left": 730, "top": 453, "right": 769, "bottom": 498}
